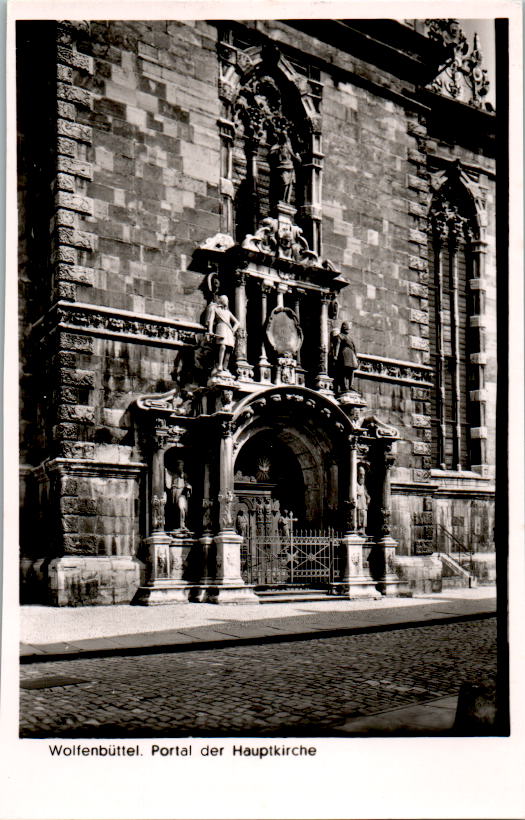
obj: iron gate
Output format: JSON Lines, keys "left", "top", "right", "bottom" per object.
{"left": 240, "top": 529, "right": 343, "bottom": 587}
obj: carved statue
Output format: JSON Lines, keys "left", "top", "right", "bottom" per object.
{"left": 331, "top": 321, "right": 358, "bottom": 393}
{"left": 278, "top": 509, "right": 296, "bottom": 539}
{"left": 356, "top": 465, "right": 370, "bottom": 534}
{"left": 151, "top": 494, "right": 165, "bottom": 532}
{"left": 235, "top": 509, "right": 249, "bottom": 539}
{"left": 165, "top": 460, "right": 192, "bottom": 531}
{"left": 219, "top": 388, "right": 234, "bottom": 411}
{"left": 269, "top": 131, "right": 301, "bottom": 204}
{"left": 278, "top": 510, "right": 291, "bottom": 539}
{"left": 218, "top": 488, "right": 235, "bottom": 530}
{"left": 206, "top": 294, "right": 240, "bottom": 374}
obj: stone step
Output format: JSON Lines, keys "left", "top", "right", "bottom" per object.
{"left": 441, "top": 576, "right": 471, "bottom": 589}
{"left": 256, "top": 590, "right": 347, "bottom": 604}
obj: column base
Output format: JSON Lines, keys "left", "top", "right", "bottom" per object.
{"left": 236, "top": 361, "right": 254, "bottom": 381}
{"left": 132, "top": 581, "right": 194, "bottom": 605}
{"left": 258, "top": 360, "right": 272, "bottom": 382}
{"left": 330, "top": 580, "right": 383, "bottom": 599}
{"left": 202, "top": 583, "right": 259, "bottom": 605}
{"left": 315, "top": 374, "right": 334, "bottom": 395}
{"left": 375, "top": 578, "right": 407, "bottom": 597}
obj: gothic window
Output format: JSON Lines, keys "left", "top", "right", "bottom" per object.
{"left": 429, "top": 188, "right": 477, "bottom": 471}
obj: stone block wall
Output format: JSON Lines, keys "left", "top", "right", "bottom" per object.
{"left": 18, "top": 19, "right": 497, "bottom": 602}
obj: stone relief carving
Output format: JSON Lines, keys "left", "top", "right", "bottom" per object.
{"left": 151, "top": 494, "right": 165, "bottom": 532}
{"left": 48, "top": 303, "right": 203, "bottom": 348}
{"left": 425, "top": 19, "right": 492, "bottom": 110}
{"left": 242, "top": 214, "right": 318, "bottom": 264}
{"left": 218, "top": 488, "right": 235, "bottom": 529}
{"left": 138, "top": 387, "right": 194, "bottom": 416}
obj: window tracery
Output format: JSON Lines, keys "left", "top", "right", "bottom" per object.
{"left": 428, "top": 166, "right": 488, "bottom": 473}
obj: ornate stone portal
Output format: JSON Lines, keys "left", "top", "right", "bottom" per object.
{"left": 132, "top": 83, "right": 403, "bottom": 603}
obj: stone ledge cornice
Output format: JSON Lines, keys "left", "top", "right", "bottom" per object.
{"left": 357, "top": 354, "right": 433, "bottom": 388}
{"left": 31, "top": 301, "right": 206, "bottom": 349}
{"left": 33, "top": 458, "right": 147, "bottom": 479}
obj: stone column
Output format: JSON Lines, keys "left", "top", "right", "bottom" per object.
{"left": 294, "top": 288, "right": 304, "bottom": 369}
{"left": 315, "top": 295, "right": 334, "bottom": 394}
{"left": 276, "top": 283, "right": 287, "bottom": 308}
{"left": 234, "top": 271, "right": 253, "bottom": 380}
{"left": 207, "top": 418, "right": 258, "bottom": 604}
{"left": 134, "top": 431, "right": 193, "bottom": 604}
{"left": 375, "top": 446, "right": 401, "bottom": 596}
{"left": 300, "top": 129, "right": 324, "bottom": 255}
{"left": 258, "top": 280, "right": 272, "bottom": 383}
{"left": 334, "top": 437, "right": 379, "bottom": 599}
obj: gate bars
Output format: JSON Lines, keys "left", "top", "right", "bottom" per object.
{"left": 240, "top": 529, "right": 343, "bottom": 587}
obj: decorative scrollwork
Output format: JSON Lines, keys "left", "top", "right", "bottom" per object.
{"left": 426, "top": 20, "right": 491, "bottom": 110}
{"left": 242, "top": 214, "right": 318, "bottom": 265}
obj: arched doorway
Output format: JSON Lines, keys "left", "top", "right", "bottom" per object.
{"left": 232, "top": 409, "right": 345, "bottom": 588}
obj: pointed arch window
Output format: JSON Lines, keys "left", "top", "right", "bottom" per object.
{"left": 429, "top": 190, "right": 478, "bottom": 471}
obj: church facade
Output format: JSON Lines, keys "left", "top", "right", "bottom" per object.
{"left": 18, "top": 18, "right": 498, "bottom": 605}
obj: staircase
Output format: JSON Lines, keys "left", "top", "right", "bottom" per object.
{"left": 255, "top": 586, "right": 347, "bottom": 604}
{"left": 436, "top": 552, "right": 477, "bottom": 589}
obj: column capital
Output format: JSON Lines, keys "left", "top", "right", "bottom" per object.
{"left": 260, "top": 279, "right": 274, "bottom": 295}
{"left": 152, "top": 422, "right": 187, "bottom": 451}
{"left": 219, "top": 416, "right": 234, "bottom": 438}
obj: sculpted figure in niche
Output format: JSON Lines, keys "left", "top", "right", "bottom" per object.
{"left": 356, "top": 465, "right": 370, "bottom": 535}
{"left": 269, "top": 131, "right": 301, "bottom": 204}
{"left": 235, "top": 509, "right": 249, "bottom": 539}
{"left": 206, "top": 295, "right": 240, "bottom": 374}
{"left": 331, "top": 321, "right": 358, "bottom": 393}
{"left": 165, "top": 459, "right": 192, "bottom": 531}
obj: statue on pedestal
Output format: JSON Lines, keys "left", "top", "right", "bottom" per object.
{"left": 269, "top": 131, "right": 301, "bottom": 204}
{"left": 331, "top": 321, "right": 358, "bottom": 393}
{"left": 206, "top": 294, "right": 240, "bottom": 375}
{"left": 356, "top": 464, "right": 370, "bottom": 535}
{"left": 165, "top": 460, "right": 192, "bottom": 531}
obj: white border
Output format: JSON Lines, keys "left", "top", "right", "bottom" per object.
{"left": 2, "top": 2, "right": 524, "bottom": 818}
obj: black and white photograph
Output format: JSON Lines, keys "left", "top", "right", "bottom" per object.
{"left": 3, "top": 2, "right": 524, "bottom": 818}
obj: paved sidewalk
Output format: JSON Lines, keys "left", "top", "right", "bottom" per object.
{"left": 20, "top": 587, "right": 496, "bottom": 662}
{"left": 337, "top": 694, "right": 460, "bottom": 735}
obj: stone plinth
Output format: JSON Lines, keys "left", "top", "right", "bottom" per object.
{"left": 370, "top": 535, "right": 406, "bottom": 596}
{"left": 204, "top": 530, "right": 259, "bottom": 604}
{"left": 337, "top": 390, "right": 367, "bottom": 408}
{"left": 132, "top": 532, "right": 195, "bottom": 605}
{"left": 331, "top": 533, "right": 382, "bottom": 599}
{"left": 47, "top": 555, "right": 144, "bottom": 606}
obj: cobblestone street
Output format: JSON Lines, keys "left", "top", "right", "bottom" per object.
{"left": 20, "top": 617, "right": 497, "bottom": 738}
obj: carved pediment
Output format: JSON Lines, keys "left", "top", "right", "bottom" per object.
{"left": 425, "top": 20, "right": 492, "bottom": 111}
